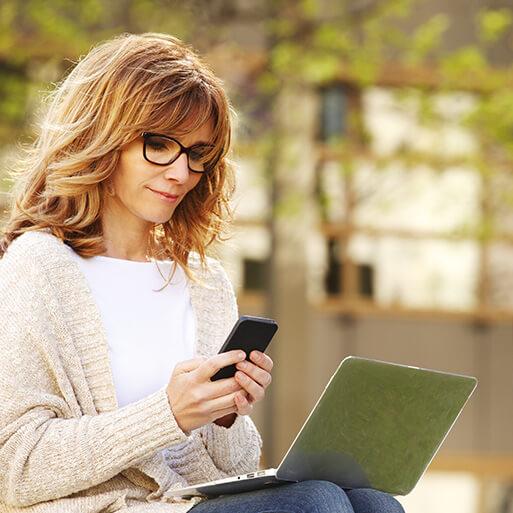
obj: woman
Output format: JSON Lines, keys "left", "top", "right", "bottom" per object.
{"left": 0, "top": 33, "right": 404, "bottom": 513}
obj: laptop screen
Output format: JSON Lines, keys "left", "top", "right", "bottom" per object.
{"left": 277, "top": 356, "right": 477, "bottom": 495}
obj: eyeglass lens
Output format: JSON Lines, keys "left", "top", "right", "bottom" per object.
{"left": 144, "top": 134, "right": 209, "bottom": 172}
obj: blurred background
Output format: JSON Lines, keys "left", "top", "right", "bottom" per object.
{"left": 1, "top": 0, "right": 513, "bottom": 511}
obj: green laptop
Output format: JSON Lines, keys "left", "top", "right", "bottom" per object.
{"left": 166, "top": 356, "right": 478, "bottom": 498}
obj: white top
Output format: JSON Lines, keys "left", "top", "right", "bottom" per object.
{"left": 67, "top": 248, "right": 196, "bottom": 408}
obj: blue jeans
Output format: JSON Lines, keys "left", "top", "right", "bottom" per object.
{"left": 189, "top": 480, "right": 405, "bottom": 513}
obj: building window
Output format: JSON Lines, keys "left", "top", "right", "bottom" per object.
{"left": 324, "top": 238, "right": 374, "bottom": 299}
{"left": 319, "top": 84, "right": 349, "bottom": 142}
{"left": 243, "top": 257, "right": 268, "bottom": 293}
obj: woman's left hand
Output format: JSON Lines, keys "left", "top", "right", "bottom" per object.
{"left": 233, "top": 350, "right": 273, "bottom": 415}
{"left": 213, "top": 350, "right": 273, "bottom": 427}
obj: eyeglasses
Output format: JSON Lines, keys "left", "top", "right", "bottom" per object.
{"left": 141, "top": 132, "right": 216, "bottom": 174}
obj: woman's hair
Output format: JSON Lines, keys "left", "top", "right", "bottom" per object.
{"left": 0, "top": 32, "right": 236, "bottom": 280}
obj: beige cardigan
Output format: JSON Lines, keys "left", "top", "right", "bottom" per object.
{"left": 0, "top": 230, "right": 262, "bottom": 513}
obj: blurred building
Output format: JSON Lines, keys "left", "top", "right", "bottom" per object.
{"left": 205, "top": 2, "right": 513, "bottom": 512}
{"left": 219, "top": 82, "right": 513, "bottom": 513}
{"left": 1, "top": 1, "right": 513, "bottom": 511}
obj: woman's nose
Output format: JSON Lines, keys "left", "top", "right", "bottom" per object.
{"left": 163, "top": 152, "right": 190, "bottom": 183}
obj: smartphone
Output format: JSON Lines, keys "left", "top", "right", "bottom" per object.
{"left": 210, "top": 315, "right": 278, "bottom": 381}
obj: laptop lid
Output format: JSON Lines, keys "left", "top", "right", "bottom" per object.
{"left": 275, "top": 356, "right": 477, "bottom": 495}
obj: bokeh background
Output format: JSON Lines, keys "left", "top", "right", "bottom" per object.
{"left": 1, "top": 1, "right": 513, "bottom": 511}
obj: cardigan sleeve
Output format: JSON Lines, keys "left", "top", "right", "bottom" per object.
{"left": 0, "top": 258, "right": 189, "bottom": 507}
{"left": 163, "top": 258, "right": 263, "bottom": 485}
{"left": 164, "top": 415, "right": 263, "bottom": 485}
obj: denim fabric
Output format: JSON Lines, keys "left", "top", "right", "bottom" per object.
{"left": 345, "top": 487, "right": 406, "bottom": 513}
{"left": 189, "top": 480, "right": 405, "bottom": 513}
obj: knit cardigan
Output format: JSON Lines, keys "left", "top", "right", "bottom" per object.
{"left": 0, "top": 230, "right": 262, "bottom": 513}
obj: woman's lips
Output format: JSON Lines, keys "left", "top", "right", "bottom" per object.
{"left": 147, "top": 187, "right": 179, "bottom": 203}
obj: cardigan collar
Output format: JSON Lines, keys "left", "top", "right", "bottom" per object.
{"left": 33, "top": 228, "right": 209, "bottom": 415}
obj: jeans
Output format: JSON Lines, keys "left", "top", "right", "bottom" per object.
{"left": 189, "top": 480, "right": 405, "bottom": 513}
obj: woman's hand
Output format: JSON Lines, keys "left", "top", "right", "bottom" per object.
{"left": 166, "top": 350, "right": 248, "bottom": 434}
{"left": 213, "top": 350, "right": 273, "bottom": 428}
{"left": 233, "top": 350, "right": 273, "bottom": 414}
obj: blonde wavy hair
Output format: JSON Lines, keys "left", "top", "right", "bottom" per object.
{"left": 0, "top": 32, "right": 235, "bottom": 282}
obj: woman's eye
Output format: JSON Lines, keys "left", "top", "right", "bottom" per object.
{"left": 189, "top": 150, "right": 206, "bottom": 161}
{"left": 190, "top": 145, "right": 213, "bottom": 161}
{"left": 147, "top": 141, "right": 167, "bottom": 151}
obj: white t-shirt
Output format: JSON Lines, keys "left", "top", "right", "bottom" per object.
{"left": 67, "top": 248, "right": 196, "bottom": 408}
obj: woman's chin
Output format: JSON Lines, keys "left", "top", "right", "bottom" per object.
{"left": 159, "top": 209, "right": 180, "bottom": 224}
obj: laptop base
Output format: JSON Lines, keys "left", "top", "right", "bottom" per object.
{"left": 166, "top": 469, "right": 295, "bottom": 498}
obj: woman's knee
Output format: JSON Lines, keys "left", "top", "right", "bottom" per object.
{"left": 292, "top": 480, "right": 353, "bottom": 513}
{"left": 345, "top": 488, "right": 405, "bottom": 513}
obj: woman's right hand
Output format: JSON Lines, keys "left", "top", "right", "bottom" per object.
{"left": 166, "top": 350, "right": 248, "bottom": 434}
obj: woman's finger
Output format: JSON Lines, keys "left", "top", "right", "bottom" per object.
{"left": 206, "top": 390, "right": 246, "bottom": 414}
{"left": 235, "top": 370, "right": 265, "bottom": 402}
{"left": 194, "top": 350, "right": 246, "bottom": 382}
{"left": 235, "top": 360, "right": 272, "bottom": 388}
{"left": 235, "top": 392, "right": 254, "bottom": 415}
{"left": 206, "top": 377, "right": 243, "bottom": 400}
{"left": 212, "top": 405, "right": 238, "bottom": 420}
{"left": 249, "top": 351, "right": 273, "bottom": 372}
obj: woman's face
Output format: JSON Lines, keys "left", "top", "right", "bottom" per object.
{"left": 105, "top": 121, "right": 212, "bottom": 230}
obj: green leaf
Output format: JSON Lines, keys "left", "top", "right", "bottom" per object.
{"left": 312, "top": 24, "right": 353, "bottom": 54}
{"left": 440, "top": 46, "right": 488, "bottom": 85}
{"left": 270, "top": 41, "right": 301, "bottom": 76}
{"left": 477, "top": 8, "right": 513, "bottom": 44}
{"left": 299, "top": 52, "right": 341, "bottom": 84}
{"left": 300, "top": 0, "right": 319, "bottom": 19}
{"left": 256, "top": 71, "right": 281, "bottom": 95}
{"left": 405, "top": 14, "right": 449, "bottom": 65}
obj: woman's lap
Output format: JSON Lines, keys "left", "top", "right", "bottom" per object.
{"left": 189, "top": 480, "right": 405, "bottom": 513}
{"left": 345, "top": 487, "right": 405, "bottom": 513}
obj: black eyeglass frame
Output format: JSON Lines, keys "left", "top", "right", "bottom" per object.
{"left": 141, "top": 131, "right": 215, "bottom": 174}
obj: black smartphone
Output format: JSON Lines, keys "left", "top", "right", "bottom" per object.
{"left": 210, "top": 315, "right": 278, "bottom": 381}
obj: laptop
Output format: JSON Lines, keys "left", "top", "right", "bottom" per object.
{"left": 164, "top": 356, "right": 477, "bottom": 499}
